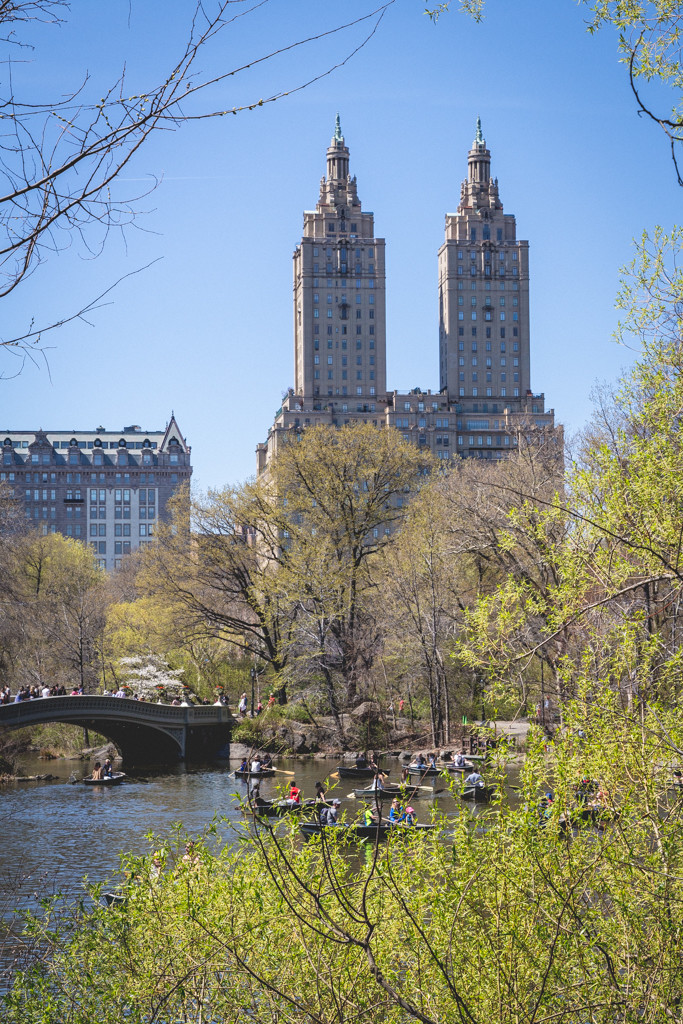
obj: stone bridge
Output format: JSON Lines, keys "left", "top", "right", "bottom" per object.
{"left": 0, "top": 696, "right": 235, "bottom": 766}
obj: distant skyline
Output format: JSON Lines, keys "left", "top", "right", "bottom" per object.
{"left": 2, "top": 1, "right": 678, "bottom": 490}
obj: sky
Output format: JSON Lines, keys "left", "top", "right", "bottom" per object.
{"left": 1, "top": 0, "right": 679, "bottom": 491}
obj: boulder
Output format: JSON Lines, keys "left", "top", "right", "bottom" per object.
{"left": 350, "top": 701, "right": 380, "bottom": 720}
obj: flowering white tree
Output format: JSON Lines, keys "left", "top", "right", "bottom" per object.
{"left": 117, "top": 656, "right": 185, "bottom": 700}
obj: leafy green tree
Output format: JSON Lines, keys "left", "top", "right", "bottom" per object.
{"left": 268, "top": 423, "right": 429, "bottom": 728}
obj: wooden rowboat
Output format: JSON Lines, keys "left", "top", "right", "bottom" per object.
{"left": 336, "top": 766, "right": 385, "bottom": 780}
{"left": 245, "top": 798, "right": 331, "bottom": 818}
{"left": 234, "top": 768, "right": 276, "bottom": 779}
{"left": 300, "top": 821, "right": 436, "bottom": 841}
{"left": 83, "top": 772, "right": 126, "bottom": 786}
{"left": 406, "top": 765, "right": 442, "bottom": 777}
{"left": 459, "top": 785, "right": 493, "bottom": 803}
{"left": 353, "top": 786, "right": 429, "bottom": 800}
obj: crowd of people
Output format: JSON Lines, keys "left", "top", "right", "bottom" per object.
{"left": 1, "top": 684, "right": 80, "bottom": 703}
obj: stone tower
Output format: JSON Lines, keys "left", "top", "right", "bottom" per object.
{"left": 438, "top": 118, "right": 531, "bottom": 408}
{"left": 292, "top": 115, "right": 386, "bottom": 405}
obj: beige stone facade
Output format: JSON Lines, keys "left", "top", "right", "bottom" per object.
{"left": 257, "top": 119, "right": 557, "bottom": 476}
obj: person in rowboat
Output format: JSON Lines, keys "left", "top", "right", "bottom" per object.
{"left": 363, "top": 805, "right": 380, "bottom": 826}
{"left": 428, "top": 754, "right": 437, "bottom": 769}
{"left": 464, "top": 768, "right": 484, "bottom": 788}
{"left": 414, "top": 753, "right": 426, "bottom": 769}
{"left": 103, "top": 758, "right": 113, "bottom": 778}
{"left": 368, "top": 772, "right": 384, "bottom": 791}
{"left": 454, "top": 751, "right": 467, "bottom": 768}
{"left": 239, "top": 758, "right": 248, "bottom": 774}
{"left": 322, "top": 799, "right": 341, "bottom": 825}
{"left": 250, "top": 755, "right": 262, "bottom": 774}
{"left": 91, "top": 761, "right": 104, "bottom": 781}
{"left": 314, "top": 781, "right": 327, "bottom": 803}
{"left": 261, "top": 752, "right": 273, "bottom": 770}
{"left": 288, "top": 781, "right": 301, "bottom": 805}
{"left": 388, "top": 798, "right": 402, "bottom": 822}
{"left": 398, "top": 805, "right": 416, "bottom": 825}
{"left": 250, "top": 781, "right": 264, "bottom": 805}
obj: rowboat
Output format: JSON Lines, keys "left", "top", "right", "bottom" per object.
{"left": 300, "top": 821, "right": 436, "bottom": 841}
{"left": 246, "top": 798, "right": 326, "bottom": 818}
{"left": 459, "top": 785, "right": 493, "bottom": 803}
{"left": 83, "top": 772, "right": 126, "bottom": 786}
{"left": 336, "top": 766, "right": 385, "bottom": 780}
{"left": 234, "top": 768, "right": 276, "bottom": 779}
{"left": 353, "top": 786, "right": 429, "bottom": 800}
{"left": 102, "top": 890, "right": 127, "bottom": 906}
{"left": 406, "top": 765, "right": 442, "bottom": 777}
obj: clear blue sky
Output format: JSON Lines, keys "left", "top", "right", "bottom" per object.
{"left": 1, "top": 0, "right": 678, "bottom": 490}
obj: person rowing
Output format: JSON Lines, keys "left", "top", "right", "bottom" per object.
{"left": 314, "top": 780, "right": 327, "bottom": 804}
{"left": 238, "top": 758, "right": 248, "bottom": 774}
{"left": 414, "top": 753, "right": 426, "bottom": 769}
{"left": 250, "top": 755, "right": 262, "bottom": 774}
{"left": 368, "top": 771, "right": 384, "bottom": 791}
{"left": 454, "top": 751, "right": 467, "bottom": 768}
{"left": 261, "top": 752, "right": 273, "bottom": 770}
{"left": 464, "top": 768, "right": 484, "bottom": 788}
{"left": 428, "top": 753, "right": 437, "bottom": 769}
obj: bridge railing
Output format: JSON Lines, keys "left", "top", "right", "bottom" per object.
{"left": 0, "top": 695, "right": 233, "bottom": 727}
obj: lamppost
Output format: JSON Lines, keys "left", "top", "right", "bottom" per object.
{"left": 250, "top": 666, "right": 256, "bottom": 718}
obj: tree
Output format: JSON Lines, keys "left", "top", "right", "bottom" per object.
{"left": 266, "top": 423, "right": 429, "bottom": 728}
{"left": 146, "top": 425, "right": 428, "bottom": 731}
{"left": 145, "top": 482, "right": 297, "bottom": 680}
{"left": 452, "top": 227, "right": 683, "bottom": 723}
{"left": 0, "top": 532, "right": 105, "bottom": 691}
{"left": 380, "top": 477, "right": 462, "bottom": 744}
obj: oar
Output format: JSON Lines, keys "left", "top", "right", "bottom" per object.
{"left": 328, "top": 772, "right": 339, "bottom": 780}
{"left": 271, "top": 768, "right": 295, "bottom": 776}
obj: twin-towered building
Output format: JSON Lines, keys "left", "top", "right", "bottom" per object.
{"left": 1, "top": 118, "right": 555, "bottom": 571}
{"left": 257, "top": 117, "right": 555, "bottom": 473}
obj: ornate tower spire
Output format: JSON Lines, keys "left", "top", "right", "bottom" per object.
{"left": 475, "top": 115, "right": 483, "bottom": 144}
{"left": 318, "top": 114, "right": 358, "bottom": 207}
